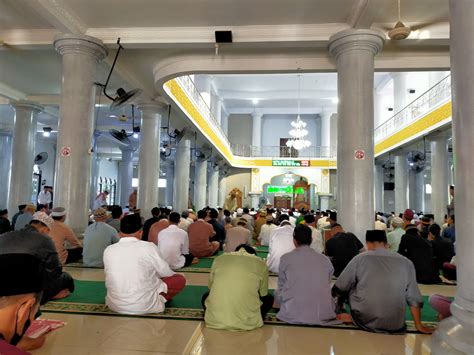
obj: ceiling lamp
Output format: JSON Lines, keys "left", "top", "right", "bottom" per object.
{"left": 286, "top": 75, "right": 311, "bottom": 151}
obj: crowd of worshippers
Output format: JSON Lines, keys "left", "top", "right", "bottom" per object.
{"left": 0, "top": 201, "right": 458, "bottom": 353}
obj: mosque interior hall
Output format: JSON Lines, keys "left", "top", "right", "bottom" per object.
{"left": 0, "top": 0, "right": 472, "bottom": 354}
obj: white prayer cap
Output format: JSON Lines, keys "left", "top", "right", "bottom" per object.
{"left": 236, "top": 208, "right": 243, "bottom": 215}
{"left": 32, "top": 211, "right": 54, "bottom": 229}
{"left": 51, "top": 207, "right": 66, "bottom": 217}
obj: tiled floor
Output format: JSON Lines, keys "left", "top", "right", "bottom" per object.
{"left": 32, "top": 268, "right": 455, "bottom": 354}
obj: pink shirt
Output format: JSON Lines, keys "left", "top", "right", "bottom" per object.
{"left": 188, "top": 220, "right": 216, "bottom": 257}
{"left": 49, "top": 220, "right": 82, "bottom": 264}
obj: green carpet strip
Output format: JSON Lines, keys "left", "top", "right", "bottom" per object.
{"left": 41, "top": 280, "right": 440, "bottom": 333}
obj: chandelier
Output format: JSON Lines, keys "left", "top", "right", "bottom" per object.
{"left": 286, "top": 75, "right": 311, "bottom": 150}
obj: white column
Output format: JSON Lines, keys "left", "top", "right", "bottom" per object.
{"left": 165, "top": 161, "right": 174, "bottom": 208}
{"left": 374, "top": 164, "right": 384, "bottom": 212}
{"left": 430, "top": 137, "right": 449, "bottom": 223}
{"left": 119, "top": 146, "right": 135, "bottom": 208}
{"left": 89, "top": 131, "right": 101, "bottom": 209}
{"left": 414, "top": 170, "right": 426, "bottom": 213}
{"left": 53, "top": 34, "right": 107, "bottom": 233}
{"left": 392, "top": 72, "right": 410, "bottom": 113}
{"left": 248, "top": 192, "right": 261, "bottom": 209}
{"left": 174, "top": 136, "right": 191, "bottom": 213}
{"left": 320, "top": 195, "right": 331, "bottom": 211}
{"left": 212, "top": 96, "right": 222, "bottom": 126}
{"left": 408, "top": 170, "right": 417, "bottom": 210}
{"left": 0, "top": 131, "right": 12, "bottom": 209}
{"left": 194, "top": 159, "right": 207, "bottom": 210}
{"left": 221, "top": 114, "right": 229, "bottom": 137}
{"left": 136, "top": 102, "right": 167, "bottom": 219}
{"left": 329, "top": 113, "right": 338, "bottom": 157}
{"left": 218, "top": 174, "right": 227, "bottom": 207}
{"left": 432, "top": 1, "right": 474, "bottom": 353}
{"left": 208, "top": 165, "right": 219, "bottom": 208}
{"left": 394, "top": 153, "right": 408, "bottom": 213}
{"left": 329, "top": 29, "right": 384, "bottom": 242}
{"left": 8, "top": 101, "right": 43, "bottom": 214}
{"left": 252, "top": 112, "right": 263, "bottom": 148}
{"left": 320, "top": 112, "right": 332, "bottom": 157}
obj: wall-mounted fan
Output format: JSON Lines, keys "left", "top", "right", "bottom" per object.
{"left": 406, "top": 150, "right": 426, "bottom": 172}
{"left": 108, "top": 105, "right": 140, "bottom": 145}
{"left": 34, "top": 152, "right": 48, "bottom": 165}
{"left": 95, "top": 38, "right": 142, "bottom": 110}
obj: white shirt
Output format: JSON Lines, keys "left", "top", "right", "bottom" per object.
{"left": 178, "top": 217, "right": 193, "bottom": 232}
{"left": 157, "top": 225, "right": 189, "bottom": 270}
{"left": 104, "top": 237, "right": 175, "bottom": 315}
{"left": 374, "top": 220, "right": 388, "bottom": 231}
{"left": 93, "top": 194, "right": 107, "bottom": 210}
{"left": 317, "top": 217, "right": 330, "bottom": 231}
{"left": 308, "top": 225, "right": 324, "bottom": 253}
{"left": 266, "top": 224, "right": 295, "bottom": 273}
{"left": 37, "top": 190, "right": 51, "bottom": 205}
{"left": 258, "top": 223, "right": 277, "bottom": 246}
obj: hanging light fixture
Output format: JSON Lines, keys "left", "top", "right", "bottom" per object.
{"left": 286, "top": 75, "right": 311, "bottom": 150}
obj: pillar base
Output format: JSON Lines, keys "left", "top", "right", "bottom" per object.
{"left": 432, "top": 316, "right": 474, "bottom": 354}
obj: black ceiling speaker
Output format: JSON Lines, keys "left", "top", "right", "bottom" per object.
{"left": 95, "top": 38, "right": 142, "bottom": 110}
{"left": 34, "top": 152, "right": 48, "bottom": 165}
{"left": 109, "top": 129, "right": 131, "bottom": 145}
{"left": 215, "top": 31, "right": 233, "bottom": 43}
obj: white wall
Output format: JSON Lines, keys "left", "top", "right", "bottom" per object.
{"left": 225, "top": 168, "right": 251, "bottom": 207}
{"left": 228, "top": 114, "right": 252, "bottom": 146}
{"left": 98, "top": 159, "right": 119, "bottom": 181}
{"left": 261, "top": 114, "right": 318, "bottom": 148}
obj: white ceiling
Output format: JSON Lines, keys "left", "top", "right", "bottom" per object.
{"left": 203, "top": 72, "right": 392, "bottom": 113}
{"left": 0, "top": 0, "right": 452, "bottom": 159}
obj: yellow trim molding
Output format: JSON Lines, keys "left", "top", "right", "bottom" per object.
{"left": 375, "top": 102, "right": 452, "bottom": 156}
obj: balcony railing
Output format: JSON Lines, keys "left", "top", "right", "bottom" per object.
{"left": 230, "top": 144, "right": 336, "bottom": 158}
{"left": 375, "top": 75, "right": 451, "bottom": 143}
{"left": 175, "top": 75, "right": 230, "bottom": 148}
{"left": 175, "top": 74, "right": 452, "bottom": 159}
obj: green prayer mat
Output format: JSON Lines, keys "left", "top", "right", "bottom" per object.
{"left": 41, "top": 280, "right": 441, "bottom": 333}
{"left": 67, "top": 251, "right": 272, "bottom": 275}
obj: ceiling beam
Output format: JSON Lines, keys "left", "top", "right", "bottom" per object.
{"left": 217, "top": 89, "right": 337, "bottom": 100}
{"left": 0, "top": 82, "right": 27, "bottom": 101}
{"left": 22, "top": 0, "right": 87, "bottom": 34}
{"left": 226, "top": 107, "right": 336, "bottom": 115}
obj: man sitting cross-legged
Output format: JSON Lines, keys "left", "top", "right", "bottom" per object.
{"left": 266, "top": 215, "right": 295, "bottom": 274}
{"left": 157, "top": 212, "right": 196, "bottom": 270}
{"left": 202, "top": 244, "right": 273, "bottom": 331}
{"left": 188, "top": 210, "right": 219, "bottom": 258}
{"left": 223, "top": 218, "right": 252, "bottom": 253}
{"left": 0, "top": 254, "right": 50, "bottom": 354}
{"left": 104, "top": 214, "right": 186, "bottom": 315}
{"left": 0, "top": 212, "right": 74, "bottom": 304}
{"left": 332, "top": 230, "right": 434, "bottom": 334}
{"left": 275, "top": 224, "right": 340, "bottom": 325}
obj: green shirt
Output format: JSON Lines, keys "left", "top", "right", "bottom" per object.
{"left": 204, "top": 249, "right": 269, "bottom": 331}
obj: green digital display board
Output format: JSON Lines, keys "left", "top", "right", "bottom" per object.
{"left": 272, "top": 160, "right": 310, "bottom": 167}
{"left": 267, "top": 186, "right": 305, "bottom": 194}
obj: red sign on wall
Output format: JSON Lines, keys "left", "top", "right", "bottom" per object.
{"left": 354, "top": 150, "right": 365, "bottom": 160}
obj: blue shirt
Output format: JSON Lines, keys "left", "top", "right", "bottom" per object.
{"left": 442, "top": 225, "right": 455, "bottom": 243}
{"left": 83, "top": 222, "right": 119, "bottom": 267}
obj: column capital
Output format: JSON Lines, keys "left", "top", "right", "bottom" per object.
{"left": 54, "top": 34, "right": 108, "bottom": 61}
{"left": 328, "top": 29, "right": 385, "bottom": 60}
{"left": 252, "top": 111, "right": 263, "bottom": 119}
{"left": 136, "top": 99, "right": 168, "bottom": 114}
{"left": 9, "top": 100, "right": 43, "bottom": 113}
